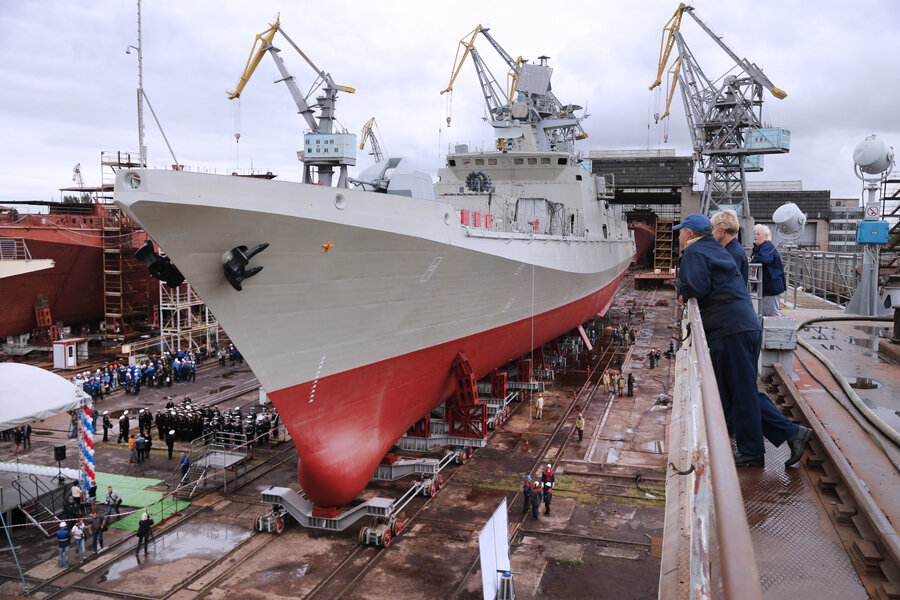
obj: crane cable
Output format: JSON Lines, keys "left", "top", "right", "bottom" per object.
{"left": 233, "top": 99, "right": 241, "bottom": 170}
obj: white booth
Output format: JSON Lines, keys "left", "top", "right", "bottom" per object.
{"left": 52, "top": 337, "right": 89, "bottom": 369}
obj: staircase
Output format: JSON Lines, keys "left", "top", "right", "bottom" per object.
{"left": 11, "top": 473, "right": 66, "bottom": 537}
{"left": 174, "top": 463, "right": 208, "bottom": 500}
{"left": 20, "top": 500, "right": 63, "bottom": 537}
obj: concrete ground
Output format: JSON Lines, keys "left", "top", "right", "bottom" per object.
{"left": 0, "top": 279, "right": 677, "bottom": 599}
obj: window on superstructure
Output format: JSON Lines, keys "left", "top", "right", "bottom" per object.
{"left": 527, "top": 157, "right": 537, "bottom": 165}
{"left": 488, "top": 158, "right": 497, "bottom": 165}
{"left": 541, "top": 158, "right": 550, "bottom": 165}
{"left": 475, "top": 159, "right": 484, "bottom": 165}
{"left": 448, "top": 159, "right": 456, "bottom": 166}
{"left": 558, "top": 158, "right": 567, "bottom": 165}
{"left": 576, "top": 174, "right": 582, "bottom": 181}
{"left": 514, "top": 158, "right": 524, "bottom": 165}
{"left": 602, "top": 224, "right": 608, "bottom": 238}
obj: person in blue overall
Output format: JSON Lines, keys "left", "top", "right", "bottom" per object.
{"left": 751, "top": 224, "right": 786, "bottom": 317}
{"left": 522, "top": 476, "right": 532, "bottom": 515}
{"left": 675, "top": 214, "right": 811, "bottom": 467}
{"left": 711, "top": 209, "right": 750, "bottom": 431}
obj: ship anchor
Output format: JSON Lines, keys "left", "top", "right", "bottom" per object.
{"left": 222, "top": 243, "right": 270, "bottom": 291}
{"left": 135, "top": 240, "right": 186, "bottom": 288}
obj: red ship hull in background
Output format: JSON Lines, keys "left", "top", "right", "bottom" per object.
{"left": 0, "top": 202, "right": 154, "bottom": 340}
{"left": 627, "top": 210, "right": 657, "bottom": 269}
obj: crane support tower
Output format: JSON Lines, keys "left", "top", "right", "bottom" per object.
{"left": 651, "top": 3, "right": 791, "bottom": 246}
{"left": 228, "top": 17, "right": 357, "bottom": 188}
{"left": 441, "top": 25, "right": 588, "bottom": 153}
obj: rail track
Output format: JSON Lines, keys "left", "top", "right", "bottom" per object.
{"left": 768, "top": 341, "right": 900, "bottom": 600}
{"left": 15, "top": 441, "right": 300, "bottom": 600}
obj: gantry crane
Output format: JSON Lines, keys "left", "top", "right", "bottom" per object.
{"left": 651, "top": 3, "right": 790, "bottom": 246}
{"left": 359, "top": 117, "right": 384, "bottom": 163}
{"left": 441, "top": 25, "right": 588, "bottom": 153}
{"left": 228, "top": 16, "right": 357, "bottom": 188}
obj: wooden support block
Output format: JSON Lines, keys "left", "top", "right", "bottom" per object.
{"left": 817, "top": 476, "right": 839, "bottom": 493}
{"left": 832, "top": 503, "right": 857, "bottom": 524}
{"left": 849, "top": 538, "right": 883, "bottom": 573}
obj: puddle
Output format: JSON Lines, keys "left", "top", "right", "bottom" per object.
{"left": 849, "top": 336, "right": 881, "bottom": 351}
{"left": 95, "top": 522, "right": 251, "bottom": 583}
{"left": 218, "top": 369, "right": 252, "bottom": 380}
{"left": 206, "top": 385, "right": 235, "bottom": 395}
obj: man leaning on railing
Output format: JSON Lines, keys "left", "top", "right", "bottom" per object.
{"left": 675, "top": 214, "right": 811, "bottom": 469}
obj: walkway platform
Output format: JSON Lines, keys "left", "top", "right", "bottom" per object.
{"left": 663, "top": 291, "right": 899, "bottom": 598}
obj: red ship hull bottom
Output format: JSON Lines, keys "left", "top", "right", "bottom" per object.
{"left": 268, "top": 273, "right": 624, "bottom": 508}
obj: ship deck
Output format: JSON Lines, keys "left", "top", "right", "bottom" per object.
{"left": 0, "top": 281, "right": 897, "bottom": 599}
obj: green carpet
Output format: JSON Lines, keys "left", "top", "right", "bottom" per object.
{"left": 91, "top": 472, "right": 190, "bottom": 531}
{"left": 110, "top": 495, "right": 188, "bottom": 530}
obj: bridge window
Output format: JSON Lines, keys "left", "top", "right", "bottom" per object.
{"left": 514, "top": 158, "right": 524, "bottom": 165}
{"left": 558, "top": 158, "right": 568, "bottom": 165}
{"left": 541, "top": 157, "right": 551, "bottom": 165}
{"left": 527, "top": 157, "right": 537, "bottom": 165}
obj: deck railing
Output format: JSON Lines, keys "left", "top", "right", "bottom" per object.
{"left": 664, "top": 299, "right": 762, "bottom": 599}
{"left": 0, "top": 237, "right": 33, "bottom": 261}
{"left": 781, "top": 249, "right": 860, "bottom": 306}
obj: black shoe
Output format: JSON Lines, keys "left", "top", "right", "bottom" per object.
{"left": 785, "top": 426, "right": 812, "bottom": 467}
{"left": 733, "top": 451, "right": 764, "bottom": 467}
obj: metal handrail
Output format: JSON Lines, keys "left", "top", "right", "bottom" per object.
{"left": 684, "top": 299, "right": 762, "bottom": 599}
{"left": 0, "top": 237, "right": 33, "bottom": 261}
{"left": 12, "top": 473, "right": 59, "bottom": 511}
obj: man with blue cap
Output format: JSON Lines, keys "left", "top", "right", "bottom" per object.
{"left": 676, "top": 214, "right": 811, "bottom": 468}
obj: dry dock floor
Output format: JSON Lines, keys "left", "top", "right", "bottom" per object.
{"left": 0, "top": 280, "right": 677, "bottom": 599}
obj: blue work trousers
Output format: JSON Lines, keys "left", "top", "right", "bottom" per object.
{"left": 708, "top": 330, "right": 797, "bottom": 456}
{"left": 58, "top": 545, "right": 69, "bottom": 567}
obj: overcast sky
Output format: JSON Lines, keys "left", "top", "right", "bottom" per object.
{"left": 1, "top": 0, "right": 897, "bottom": 206}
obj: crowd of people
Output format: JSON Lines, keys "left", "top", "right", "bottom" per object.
{"left": 55, "top": 482, "right": 134, "bottom": 567}
{"left": 522, "top": 464, "right": 557, "bottom": 520}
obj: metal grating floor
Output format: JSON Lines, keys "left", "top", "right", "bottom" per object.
{"left": 738, "top": 439, "right": 867, "bottom": 599}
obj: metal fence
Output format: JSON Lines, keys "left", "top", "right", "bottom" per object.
{"left": 781, "top": 249, "right": 860, "bottom": 306}
{"left": 662, "top": 299, "right": 762, "bottom": 599}
{"left": 0, "top": 237, "right": 32, "bottom": 261}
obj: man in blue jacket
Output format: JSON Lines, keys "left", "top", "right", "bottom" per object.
{"left": 751, "top": 224, "right": 786, "bottom": 316}
{"left": 676, "top": 214, "right": 810, "bottom": 467}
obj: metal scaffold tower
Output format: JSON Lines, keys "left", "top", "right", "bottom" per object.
{"left": 159, "top": 282, "right": 219, "bottom": 354}
{"left": 99, "top": 151, "right": 152, "bottom": 341}
{"left": 651, "top": 3, "right": 790, "bottom": 246}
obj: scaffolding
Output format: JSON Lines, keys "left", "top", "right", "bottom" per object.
{"left": 654, "top": 220, "right": 675, "bottom": 271}
{"left": 101, "top": 205, "right": 151, "bottom": 341}
{"left": 159, "top": 282, "right": 219, "bottom": 354}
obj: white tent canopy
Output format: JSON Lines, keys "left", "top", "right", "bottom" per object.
{"left": 0, "top": 363, "right": 90, "bottom": 430}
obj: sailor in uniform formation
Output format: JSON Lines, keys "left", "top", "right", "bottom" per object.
{"left": 144, "top": 397, "right": 281, "bottom": 444}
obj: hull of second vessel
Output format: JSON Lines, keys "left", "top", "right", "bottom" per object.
{"left": 116, "top": 169, "right": 633, "bottom": 507}
{"left": 0, "top": 238, "right": 103, "bottom": 337}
